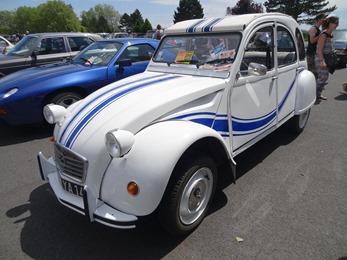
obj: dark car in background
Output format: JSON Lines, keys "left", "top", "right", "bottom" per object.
{"left": 0, "top": 38, "right": 159, "bottom": 126}
{"left": 334, "top": 29, "right": 347, "bottom": 69}
{"left": 0, "top": 32, "right": 103, "bottom": 77}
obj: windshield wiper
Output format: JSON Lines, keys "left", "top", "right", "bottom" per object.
{"left": 166, "top": 59, "right": 200, "bottom": 67}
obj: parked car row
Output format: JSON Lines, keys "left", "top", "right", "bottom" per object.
{"left": 0, "top": 37, "right": 159, "bottom": 126}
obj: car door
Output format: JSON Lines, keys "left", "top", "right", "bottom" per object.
{"left": 231, "top": 25, "right": 277, "bottom": 152}
{"left": 31, "top": 36, "right": 69, "bottom": 66}
{"left": 275, "top": 25, "right": 298, "bottom": 125}
{"left": 112, "top": 44, "right": 155, "bottom": 81}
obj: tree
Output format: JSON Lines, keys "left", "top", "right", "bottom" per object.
{"left": 263, "top": 0, "right": 337, "bottom": 24}
{"left": 119, "top": 13, "right": 131, "bottom": 31}
{"left": 142, "top": 19, "right": 153, "bottom": 32}
{"left": 35, "top": 0, "right": 81, "bottom": 32}
{"left": 81, "top": 4, "right": 121, "bottom": 32}
{"left": 129, "top": 9, "right": 144, "bottom": 31}
{"left": 226, "top": 0, "right": 263, "bottom": 15}
{"left": 13, "top": 7, "right": 37, "bottom": 33}
{"left": 0, "top": 11, "right": 16, "bottom": 35}
{"left": 173, "top": 0, "right": 204, "bottom": 24}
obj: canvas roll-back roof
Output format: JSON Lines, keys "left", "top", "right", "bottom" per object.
{"left": 164, "top": 13, "right": 294, "bottom": 34}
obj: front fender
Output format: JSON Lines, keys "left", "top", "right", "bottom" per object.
{"left": 295, "top": 69, "right": 316, "bottom": 114}
{"left": 100, "top": 120, "right": 229, "bottom": 216}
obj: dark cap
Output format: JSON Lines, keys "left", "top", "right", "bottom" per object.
{"left": 315, "top": 13, "right": 327, "bottom": 21}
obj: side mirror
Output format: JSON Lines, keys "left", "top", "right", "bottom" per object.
{"left": 118, "top": 58, "right": 132, "bottom": 67}
{"left": 248, "top": 62, "right": 267, "bottom": 76}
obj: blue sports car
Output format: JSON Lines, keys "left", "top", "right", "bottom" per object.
{"left": 0, "top": 38, "right": 159, "bottom": 126}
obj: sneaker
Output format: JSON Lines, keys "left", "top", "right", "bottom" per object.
{"left": 318, "top": 95, "right": 327, "bottom": 100}
{"left": 343, "top": 82, "right": 347, "bottom": 93}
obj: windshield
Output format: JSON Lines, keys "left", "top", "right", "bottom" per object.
{"left": 153, "top": 33, "right": 241, "bottom": 69}
{"left": 334, "top": 30, "right": 347, "bottom": 41}
{"left": 72, "top": 41, "right": 122, "bottom": 66}
{"left": 6, "top": 36, "right": 38, "bottom": 57}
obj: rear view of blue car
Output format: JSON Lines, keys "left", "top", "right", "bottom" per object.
{"left": 0, "top": 38, "right": 159, "bottom": 126}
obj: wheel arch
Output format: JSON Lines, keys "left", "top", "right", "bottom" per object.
{"left": 42, "top": 86, "right": 88, "bottom": 108}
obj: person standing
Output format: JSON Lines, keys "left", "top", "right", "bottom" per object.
{"left": 306, "top": 13, "right": 327, "bottom": 79}
{"left": 315, "top": 16, "right": 339, "bottom": 100}
{"left": 154, "top": 24, "right": 163, "bottom": 40}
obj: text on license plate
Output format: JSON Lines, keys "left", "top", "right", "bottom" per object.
{"left": 61, "top": 178, "right": 84, "bottom": 197}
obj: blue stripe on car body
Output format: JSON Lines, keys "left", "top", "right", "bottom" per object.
{"left": 59, "top": 74, "right": 167, "bottom": 144}
{"left": 65, "top": 75, "right": 181, "bottom": 148}
{"left": 186, "top": 19, "right": 206, "bottom": 33}
{"left": 202, "top": 18, "right": 223, "bottom": 32}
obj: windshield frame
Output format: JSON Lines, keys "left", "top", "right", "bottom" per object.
{"left": 152, "top": 32, "right": 241, "bottom": 76}
{"left": 72, "top": 41, "right": 123, "bottom": 66}
{"left": 6, "top": 35, "right": 38, "bottom": 57}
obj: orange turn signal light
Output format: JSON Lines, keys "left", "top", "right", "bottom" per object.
{"left": 0, "top": 108, "right": 7, "bottom": 115}
{"left": 127, "top": 182, "right": 139, "bottom": 196}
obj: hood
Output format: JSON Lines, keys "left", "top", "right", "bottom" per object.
{"left": 0, "top": 62, "right": 102, "bottom": 90}
{"left": 56, "top": 71, "right": 226, "bottom": 150}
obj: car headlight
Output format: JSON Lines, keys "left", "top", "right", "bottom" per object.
{"left": 3, "top": 88, "right": 18, "bottom": 99}
{"left": 43, "top": 104, "right": 67, "bottom": 124}
{"left": 105, "top": 129, "right": 135, "bottom": 158}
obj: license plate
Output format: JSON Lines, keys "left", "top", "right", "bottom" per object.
{"left": 61, "top": 178, "right": 84, "bottom": 197}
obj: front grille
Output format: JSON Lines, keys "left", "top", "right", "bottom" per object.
{"left": 54, "top": 142, "right": 88, "bottom": 182}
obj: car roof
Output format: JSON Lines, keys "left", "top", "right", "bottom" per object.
{"left": 164, "top": 13, "right": 298, "bottom": 34}
{"left": 97, "top": 38, "right": 159, "bottom": 45}
{"left": 26, "top": 32, "right": 103, "bottom": 41}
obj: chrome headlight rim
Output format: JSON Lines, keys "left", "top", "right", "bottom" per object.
{"left": 105, "top": 129, "right": 135, "bottom": 158}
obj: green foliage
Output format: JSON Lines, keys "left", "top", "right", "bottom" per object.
{"left": 143, "top": 19, "right": 153, "bottom": 32}
{"left": 120, "top": 9, "right": 151, "bottom": 33}
{"left": 173, "top": 0, "right": 204, "bottom": 24}
{"left": 81, "top": 4, "right": 121, "bottom": 33}
{"left": 35, "top": 0, "right": 82, "bottom": 32}
{"left": 264, "top": 0, "right": 337, "bottom": 24}
{"left": 0, "top": 11, "right": 16, "bottom": 35}
{"left": 226, "top": 0, "right": 263, "bottom": 15}
{"left": 0, "top": 1, "right": 151, "bottom": 35}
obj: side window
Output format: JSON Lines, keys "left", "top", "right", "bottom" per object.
{"left": 295, "top": 28, "right": 306, "bottom": 61}
{"left": 277, "top": 26, "right": 297, "bottom": 66}
{"left": 118, "top": 44, "right": 155, "bottom": 62}
{"left": 240, "top": 26, "right": 274, "bottom": 75}
{"left": 35, "top": 37, "right": 66, "bottom": 55}
{"left": 68, "top": 36, "right": 93, "bottom": 51}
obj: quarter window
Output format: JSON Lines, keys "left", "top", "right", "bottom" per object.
{"left": 277, "top": 26, "right": 297, "bottom": 66}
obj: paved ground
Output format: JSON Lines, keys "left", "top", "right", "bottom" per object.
{"left": 0, "top": 69, "right": 346, "bottom": 259}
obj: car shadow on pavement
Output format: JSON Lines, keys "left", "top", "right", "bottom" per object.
{"left": 0, "top": 125, "right": 52, "bottom": 146}
{"left": 5, "top": 124, "right": 299, "bottom": 259}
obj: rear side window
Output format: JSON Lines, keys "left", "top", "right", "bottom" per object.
{"left": 35, "top": 37, "right": 66, "bottom": 55}
{"left": 68, "top": 36, "right": 94, "bottom": 52}
{"left": 295, "top": 28, "right": 306, "bottom": 61}
{"left": 277, "top": 26, "right": 297, "bottom": 66}
{"left": 118, "top": 44, "right": 155, "bottom": 62}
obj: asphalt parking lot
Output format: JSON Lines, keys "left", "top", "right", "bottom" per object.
{"left": 0, "top": 69, "right": 346, "bottom": 259}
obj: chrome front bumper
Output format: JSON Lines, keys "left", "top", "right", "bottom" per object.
{"left": 37, "top": 152, "right": 138, "bottom": 229}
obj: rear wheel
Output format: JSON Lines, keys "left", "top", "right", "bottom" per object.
{"left": 289, "top": 108, "right": 310, "bottom": 134}
{"left": 159, "top": 154, "right": 217, "bottom": 235}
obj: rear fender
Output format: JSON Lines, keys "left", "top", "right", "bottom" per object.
{"left": 295, "top": 69, "right": 316, "bottom": 114}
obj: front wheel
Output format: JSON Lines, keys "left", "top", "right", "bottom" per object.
{"left": 48, "top": 91, "right": 84, "bottom": 108}
{"left": 289, "top": 108, "right": 311, "bottom": 134}
{"left": 159, "top": 154, "right": 217, "bottom": 235}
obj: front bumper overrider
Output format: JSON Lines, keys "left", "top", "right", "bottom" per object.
{"left": 37, "top": 152, "right": 138, "bottom": 229}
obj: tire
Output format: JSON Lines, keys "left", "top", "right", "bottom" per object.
{"left": 289, "top": 108, "right": 310, "bottom": 134}
{"left": 49, "top": 91, "right": 84, "bottom": 108}
{"left": 159, "top": 153, "right": 217, "bottom": 235}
